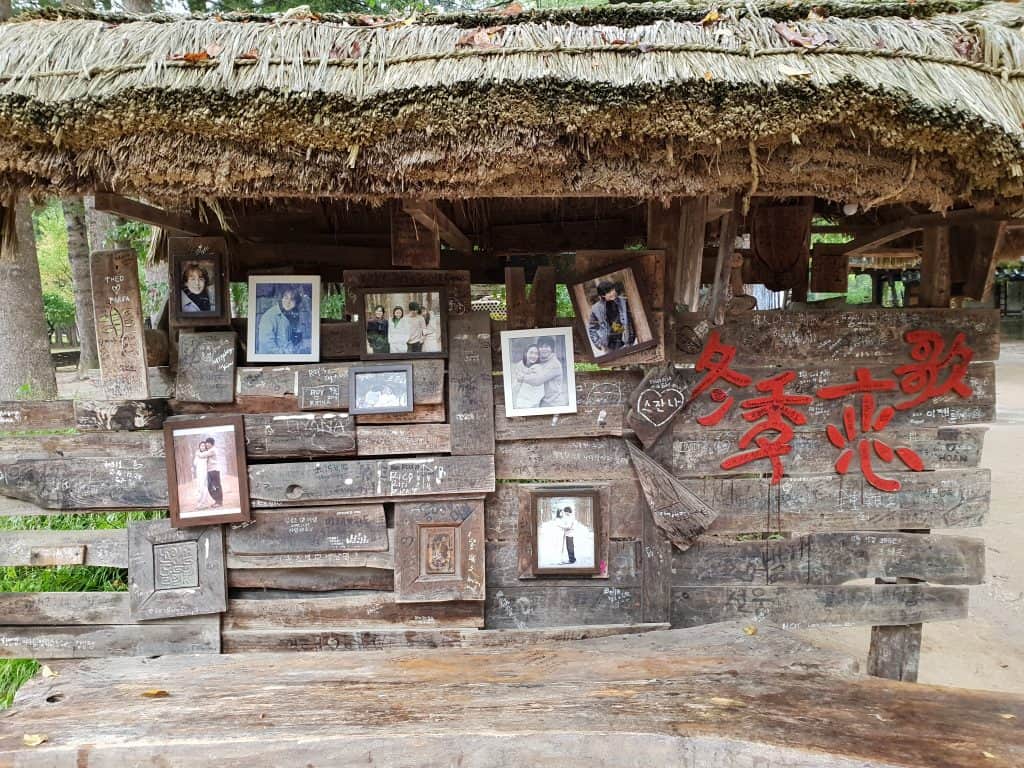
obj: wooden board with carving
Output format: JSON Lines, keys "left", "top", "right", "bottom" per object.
{"left": 671, "top": 584, "right": 969, "bottom": 629}
{"left": 167, "top": 412, "right": 356, "bottom": 458}
{"left": 91, "top": 249, "right": 150, "bottom": 400}
{"left": 494, "top": 393, "right": 625, "bottom": 441}
{"left": 0, "top": 432, "right": 165, "bottom": 464}
{"left": 74, "top": 399, "right": 168, "bottom": 431}
{"left": 226, "top": 506, "right": 388, "bottom": 556}
{"left": 0, "top": 529, "right": 128, "bottom": 567}
{"left": 226, "top": 567, "right": 393, "bottom": 591}
{"left": 495, "top": 437, "right": 634, "bottom": 481}
{"left": 0, "top": 400, "right": 75, "bottom": 432}
{"left": 393, "top": 498, "right": 485, "bottom": 603}
{"left": 356, "top": 424, "right": 451, "bottom": 455}
{"left": 672, "top": 533, "right": 985, "bottom": 586}
{"left": 356, "top": 402, "right": 446, "bottom": 425}
{"left": 248, "top": 455, "right": 496, "bottom": 506}
{"left": 175, "top": 332, "right": 237, "bottom": 404}
{"left": 448, "top": 312, "right": 495, "bottom": 456}
{"left": 0, "top": 458, "right": 168, "bottom": 510}
{"left": 671, "top": 309, "right": 1000, "bottom": 366}
{"left": 486, "top": 585, "right": 642, "bottom": 629}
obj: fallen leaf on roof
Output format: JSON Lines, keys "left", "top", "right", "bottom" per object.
{"left": 700, "top": 9, "right": 720, "bottom": 25}
{"left": 141, "top": 689, "right": 170, "bottom": 698}
{"left": 23, "top": 734, "right": 47, "bottom": 747}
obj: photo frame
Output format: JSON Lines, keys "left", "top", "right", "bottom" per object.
{"left": 570, "top": 262, "right": 657, "bottom": 363}
{"left": 532, "top": 489, "right": 602, "bottom": 576}
{"left": 356, "top": 285, "right": 448, "bottom": 360}
{"left": 348, "top": 364, "right": 415, "bottom": 415}
{"left": 246, "top": 275, "right": 321, "bottom": 363}
{"left": 499, "top": 327, "right": 577, "bottom": 418}
{"left": 168, "top": 237, "right": 231, "bottom": 326}
{"left": 163, "top": 415, "right": 251, "bottom": 527}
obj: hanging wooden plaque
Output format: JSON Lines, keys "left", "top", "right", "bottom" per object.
{"left": 626, "top": 365, "right": 689, "bottom": 449}
{"left": 91, "top": 249, "right": 150, "bottom": 400}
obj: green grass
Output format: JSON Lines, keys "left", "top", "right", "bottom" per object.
{"left": 0, "top": 510, "right": 165, "bottom": 708}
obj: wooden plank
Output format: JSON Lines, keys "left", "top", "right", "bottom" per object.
{"left": 92, "top": 193, "right": 213, "bottom": 237}
{"left": 625, "top": 365, "right": 688, "bottom": 449}
{"left": 487, "top": 539, "right": 638, "bottom": 588}
{"left": 868, "top": 622, "right": 922, "bottom": 682}
{"left": 320, "top": 321, "right": 362, "bottom": 360}
{"left": 356, "top": 402, "right": 446, "bottom": 424}
{"left": 575, "top": 369, "right": 645, "bottom": 406}
{"left": 449, "top": 312, "right": 495, "bottom": 456}
{"left": 74, "top": 399, "right": 168, "bottom": 431}
{"left": 168, "top": 412, "right": 357, "bottom": 458}
{"left": 402, "top": 200, "right": 472, "bottom": 256}
{"left": 669, "top": 426, "right": 986, "bottom": 476}
{"left": 394, "top": 498, "right": 485, "bottom": 603}
{"left": 223, "top": 594, "right": 484, "bottom": 631}
{"left": 91, "top": 249, "right": 150, "bottom": 400}
{"left": 494, "top": 399, "right": 625, "bottom": 441}
{"left": 356, "top": 424, "right": 451, "bottom": 455}
{"left": 486, "top": 585, "right": 641, "bottom": 629}
{"left": 678, "top": 200, "right": 707, "bottom": 312}
{"left": 0, "top": 431, "right": 164, "bottom": 462}
{"left": 248, "top": 455, "right": 495, "bottom": 507}
{"left": 0, "top": 400, "right": 75, "bottom": 431}
{"left": 687, "top": 468, "right": 991, "bottom": 533}
{"left": 504, "top": 267, "right": 529, "bottom": 330}
{"left": 296, "top": 360, "right": 445, "bottom": 410}
{"left": 672, "top": 585, "right": 968, "bottom": 629}
{"left": 963, "top": 220, "right": 1007, "bottom": 301}
{"left": 227, "top": 568, "right": 393, "bottom": 591}
{"left": 0, "top": 457, "right": 168, "bottom": 510}
{"left": 671, "top": 308, "right": 1000, "bottom": 365}
{"left": 485, "top": 480, "right": 643, "bottom": 542}
{"left": 0, "top": 618, "right": 220, "bottom": 659}
{"left": 920, "top": 225, "right": 952, "bottom": 308}
{"left": 495, "top": 437, "right": 634, "bottom": 481}
{"left": 226, "top": 548, "right": 394, "bottom": 570}
{"left": 236, "top": 366, "right": 297, "bottom": 399}
{"left": 670, "top": 362, "right": 995, "bottom": 430}
{"left": 343, "top": 269, "right": 472, "bottom": 315}
{"left": 226, "top": 506, "right": 388, "bottom": 556}
{"left": 0, "top": 529, "right": 127, "bottom": 567}
{"left": 391, "top": 205, "right": 440, "bottom": 267}
{"left": 673, "top": 533, "right": 985, "bottom": 586}
{"left": 175, "top": 331, "right": 237, "bottom": 404}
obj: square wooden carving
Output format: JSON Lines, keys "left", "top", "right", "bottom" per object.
{"left": 129, "top": 519, "right": 227, "bottom": 621}
{"left": 394, "top": 498, "right": 484, "bottom": 603}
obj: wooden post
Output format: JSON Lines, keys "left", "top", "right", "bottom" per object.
{"left": 504, "top": 266, "right": 555, "bottom": 330}
{"left": 868, "top": 526, "right": 928, "bottom": 682}
{"left": 919, "top": 225, "right": 951, "bottom": 308}
{"left": 708, "top": 204, "right": 739, "bottom": 326}
{"left": 963, "top": 221, "right": 1007, "bottom": 302}
{"left": 391, "top": 204, "right": 440, "bottom": 268}
{"left": 648, "top": 198, "right": 707, "bottom": 313}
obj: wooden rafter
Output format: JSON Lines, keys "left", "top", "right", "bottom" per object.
{"left": 402, "top": 200, "right": 473, "bottom": 256}
{"left": 92, "top": 193, "right": 217, "bottom": 236}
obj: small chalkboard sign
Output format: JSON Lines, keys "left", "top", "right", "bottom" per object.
{"left": 626, "top": 365, "right": 689, "bottom": 449}
{"left": 176, "top": 332, "right": 237, "bottom": 404}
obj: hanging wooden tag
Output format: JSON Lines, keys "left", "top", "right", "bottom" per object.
{"left": 626, "top": 365, "right": 689, "bottom": 449}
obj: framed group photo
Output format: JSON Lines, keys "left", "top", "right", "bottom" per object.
{"left": 163, "top": 415, "right": 251, "bottom": 527}
{"left": 532, "top": 489, "right": 601, "bottom": 576}
{"left": 349, "top": 364, "right": 415, "bottom": 415}
{"left": 246, "top": 275, "right": 320, "bottom": 363}
{"left": 169, "top": 237, "right": 231, "bottom": 326}
{"left": 500, "top": 327, "right": 577, "bottom": 418}
{"left": 358, "top": 286, "right": 447, "bottom": 359}
{"left": 570, "top": 262, "right": 657, "bottom": 363}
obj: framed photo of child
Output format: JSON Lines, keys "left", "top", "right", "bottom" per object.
{"left": 531, "top": 489, "right": 601, "bottom": 576}
{"left": 570, "top": 262, "right": 657, "bottom": 364}
{"left": 246, "top": 275, "right": 321, "bottom": 363}
{"left": 169, "top": 237, "right": 231, "bottom": 326}
{"left": 163, "top": 415, "right": 250, "bottom": 528}
{"left": 499, "top": 327, "right": 577, "bottom": 418}
{"left": 356, "top": 286, "right": 448, "bottom": 360}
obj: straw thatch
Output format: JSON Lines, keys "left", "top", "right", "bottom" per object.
{"left": 2, "top": 0, "right": 1024, "bottom": 206}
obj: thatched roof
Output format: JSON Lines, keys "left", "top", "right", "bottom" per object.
{"left": 2, "top": 0, "right": 1024, "bottom": 206}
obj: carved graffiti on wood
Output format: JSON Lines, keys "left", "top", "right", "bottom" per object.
{"left": 91, "top": 250, "right": 150, "bottom": 400}
{"left": 626, "top": 365, "right": 688, "bottom": 449}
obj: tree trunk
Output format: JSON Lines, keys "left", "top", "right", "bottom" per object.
{"left": 0, "top": 196, "right": 59, "bottom": 400}
{"left": 122, "top": 0, "right": 154, "bottom": 13}
{"left": 63, "top": 196, "right": 99, "bottom": 376}
{"left": 84, "top": 196, "right": 132, "bottom": 252}
{"left": 0, "top": 0, "right": 11, "bottom": 22}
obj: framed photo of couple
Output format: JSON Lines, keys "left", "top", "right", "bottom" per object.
{"left": 168, "top": 237, "right": 231, "bottom": 326}
{"left": 164, "top": 415, "right": 251, "bottom": 527}
{"left": 531, "top": 489, "right": 602, "bottom": 576}
{"left": 570, "top": 262, "right": 657, "bottom": 364}
{"left": 500, "top": 327, "right": 577, "bottom": 418}
{"left": 356, "top": 286, "right": 447, "bottom": 360}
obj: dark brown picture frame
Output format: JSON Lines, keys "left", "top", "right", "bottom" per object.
{"left": 356, "top": 285, "right": 448, "bottom": 360}
{"left": 532, "top": 488, "right": 602, "bottom": 576}
{"left": 570, "top": 261, "right": 658, "bottom": 364}
{"left": 348, "top": 363, "right": 415, "bottom": 415}
{"left": 168, "top": 236, "right": 231, "bottom": 326}
{"left": 164, "top": 414, "right": 251, "bottom": 528}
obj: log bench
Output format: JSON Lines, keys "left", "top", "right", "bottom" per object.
{"left": 1, "top": 623, "right": 1020, "bottom": 767}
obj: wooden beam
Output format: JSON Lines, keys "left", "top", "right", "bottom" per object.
{"left": 920, "top": 225, "right": 952, "bottom": 308}
{"left": 92, "top": 193, "right": 215, "bottom": 236}
{"left": 708, "top": 203, "right": 739, "bottom": 325}
{"left": 402, "top": 200, "right": 472, "bottom": 256}
{"left": 963, "top": 220, "right": 1007, "bottom": 301}
{"left": 390, "top": 205, "right": 440, "bottom": 268}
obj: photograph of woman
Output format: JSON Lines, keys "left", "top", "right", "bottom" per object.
{"left": 510, "top": 344, "right": 545, "bottom": 410}
{"left": 169, "top": 237, "right": 229, "bottom": 324}
{"left": 366, "top": 305, "right": 389, "bottom": 354}
{"left": 500, "top": 328, "right": 577, "bottom": 417}
{"left": 361, "top": 289, "right": 446, "bottom": 358}
{"left": 388, "top": 306, "right": 409, "bottom": 353}
{"left": 181, "top": 262, "right": 216, "bottom": 314}
{"left": 247, "top": 276, "right": 320, "bottom": 363}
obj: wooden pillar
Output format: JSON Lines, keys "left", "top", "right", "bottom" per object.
{"left": 708, "top": 202, "right": 739, "bottom": 326}
{"left": 919, "top": 225, "right": 951, "bottom": 308}
{"left": 504, "top": 266, "right": 555, "bottom": 330}
{"left": 868, "top": 526, "right": 928, "bottom": 683}
{"left": 648, "top": 198, "right": 707, "bottom": 313}
{"left": 963, "top": 221, "right": 1007, "bottom": 302}
{"left": 391, "top": 204, "right": 440, "bottom": 268}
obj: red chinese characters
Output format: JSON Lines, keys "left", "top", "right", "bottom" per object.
{"left": 691, "top": 330, "right": 751, "bottom": 427}
{"left": 893, "top": 330, "right": 974, "bottom": 411}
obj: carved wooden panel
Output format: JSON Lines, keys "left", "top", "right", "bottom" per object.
{"left": 91, "top": 249, "right": 150, "bottom": 400}
{"left": 394, "top": 499, "right": 485, "bottom": 603}
{"left": 128, "top": 519, "right": 226, "bottom": 621}
{"left": 176, "top": 332, "right": 237, "bottom": 404}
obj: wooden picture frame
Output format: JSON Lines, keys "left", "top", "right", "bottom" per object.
{"left": 393, "top": 498, "right": 485, "bottom": 603}
{"left": 168, "top": 237, "right": 231, "bottom": 326}
{"left": 356, "top": 285, "right": 448, "bottom": 360}
{"left": 348, "top": 363, "right": 415, "bottom": 415}
{"left": 499, "top": 327, "right": 578, "bottom": 418}
{"left": 570, "top": 261, "right": 658, "bottom": 364}
{"left": 246, "top": 275, "right": 321, "bottom": 363}
{"left": 532, "top": 488, "right": 602, "bottom": 576}
{"left": 164, "top": 415, "right": 251, "bottom": 528}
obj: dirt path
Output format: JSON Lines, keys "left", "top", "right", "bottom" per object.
{"left": 795, "top": 324, "right": 1024, "bottom": 693}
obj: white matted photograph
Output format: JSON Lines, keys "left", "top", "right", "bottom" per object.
{"left": 246, "top": 275, "right": 320, "bottom": 363}
{"left": 500, "top": 327, "right": 577, "bottom": 418}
